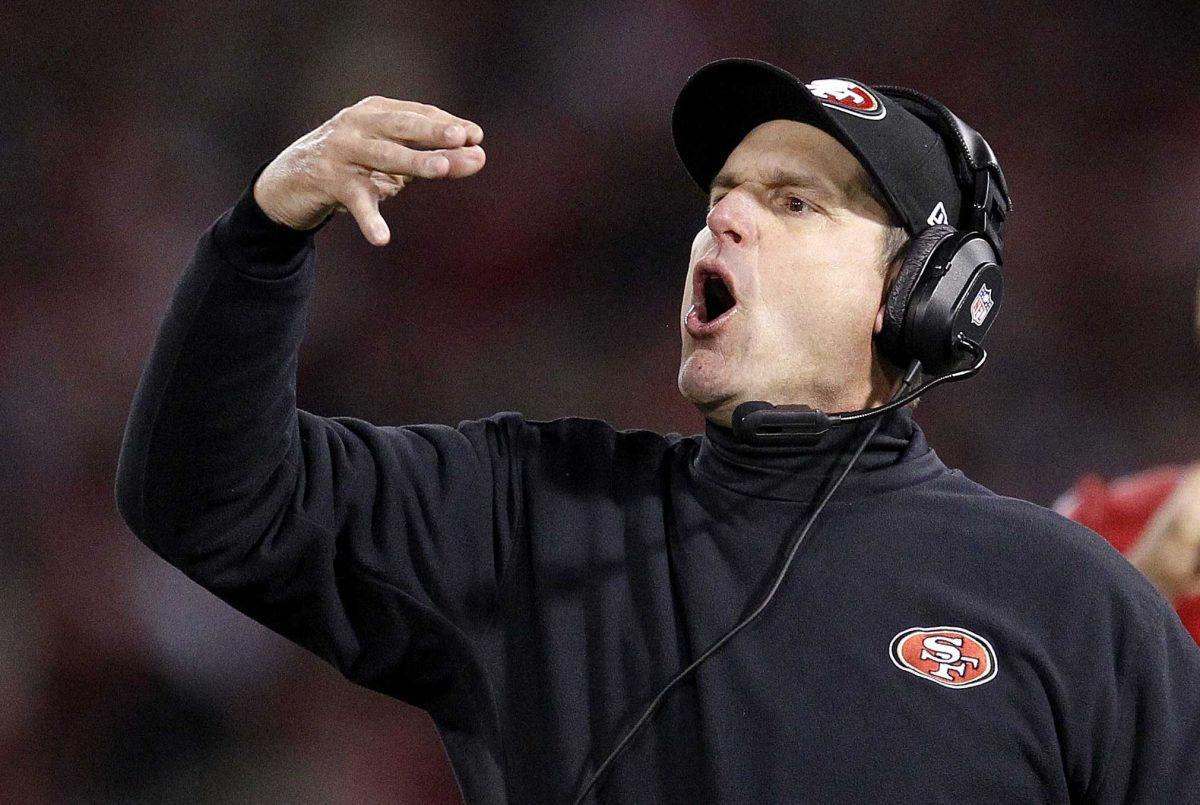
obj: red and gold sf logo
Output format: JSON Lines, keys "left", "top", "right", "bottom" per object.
{"left": 889, "top": 627, "right": 998, "bottom": 688}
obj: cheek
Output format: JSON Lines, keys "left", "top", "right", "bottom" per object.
{"left": 760, "top": 243, "right": 883, "bottom": 339}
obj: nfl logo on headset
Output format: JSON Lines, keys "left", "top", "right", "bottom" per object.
{"left": 970, "top": 284, "right": 994, "bottom": 327}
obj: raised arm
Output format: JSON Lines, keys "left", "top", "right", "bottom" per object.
{"left": 113, "top": 98, "right": 515, "bottom": 701}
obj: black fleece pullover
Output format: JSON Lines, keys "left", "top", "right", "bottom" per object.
{"left": 116, "top": 169, "right": 1200, "bottom": 804}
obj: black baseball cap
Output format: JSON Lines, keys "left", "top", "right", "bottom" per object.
{"left": 672, "top": 58, "right": 967, "bottom": 236}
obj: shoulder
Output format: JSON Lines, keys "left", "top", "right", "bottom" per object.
{"left": 364, "top": 412, "right": 691, "bottom": 480}
{"left": 455, "top": 411, "right": 693, "bottom": 472}
{"left": 928, "top": 468, "right": 1126, "bottom": 566}
{"left": 925, "top": 469, "right": 1168, "bottom": 622}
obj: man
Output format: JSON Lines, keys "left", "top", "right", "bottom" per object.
{"left": 115, "top": 60, "right": 1200, "bottom": 803}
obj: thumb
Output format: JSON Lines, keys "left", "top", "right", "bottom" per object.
{"left": 340, "top": 180, "right": 390, "bottom": 246}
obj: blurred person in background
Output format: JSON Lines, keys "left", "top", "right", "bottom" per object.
{"left": 1055, "top": 276, "right": 1200, "bottom": 643}
{"left": 114, "top": 58, "right": 1200, "bottom": 804}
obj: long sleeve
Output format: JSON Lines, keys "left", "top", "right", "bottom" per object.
{"left": 114, "top": 167, "right": 524, "bottom": 709}
{"left": 1085, "top": 593, "right": 1200, "bottom": 801}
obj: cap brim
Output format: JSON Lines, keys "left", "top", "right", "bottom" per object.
{"left": 672, "top": 59, "right": 885, "bottom": 200}
{"left": 673, "top": 60, "right": 836, "bottom": 189}
{"left": 674, "top": 59, "right": 970, "bottom": 238}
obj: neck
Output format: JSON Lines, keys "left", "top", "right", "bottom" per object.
{"left": 702, "top": 361, "right": 902, "bottom": 429}
{"left": 694, "top": 405, "right": 928, "bottom": 502}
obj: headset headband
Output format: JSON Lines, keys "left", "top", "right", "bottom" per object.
{"left": 876, "top": 85, "right": 1013, "bottom": 257}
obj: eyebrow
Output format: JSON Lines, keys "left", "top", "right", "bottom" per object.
{"left": 709, "top": 166, "right": 836, "bottom": 198}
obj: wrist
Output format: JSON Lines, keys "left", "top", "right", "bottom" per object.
{"left": 212, "top": 160, "right": 330, "bottom": 279}
{"left": 252, "top": 170, "right": 334, "bottom": 232}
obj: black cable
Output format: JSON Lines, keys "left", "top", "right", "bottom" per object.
{"left": 833, "top": 337, "right": 984, "bottom": 424}
{"left": 571, "top": 360, "right": 924, "bottom": 804}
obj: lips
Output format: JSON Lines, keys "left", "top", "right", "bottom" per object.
{"left": 685, "top": 260, "right": 740, "bottom": 337}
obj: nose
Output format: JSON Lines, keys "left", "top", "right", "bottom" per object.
{"left": 705, "top": 187, "right": 757, "bottom": 248}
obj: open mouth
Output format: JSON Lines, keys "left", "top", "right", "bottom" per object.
{"left": 686, "top": 263, "right": 740, "bottom": 336}
{"left": 702, "top": 274, "right": 736, "bottom": 322}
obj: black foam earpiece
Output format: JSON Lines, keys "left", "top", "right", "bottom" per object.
{"left": 878, "top": 227, "right": 1003, "bottom": 374}
{"left": 871, "top": 88, "right": 1012, "bottom": 376}
{"left": 878, "top": 225, "right": 957, "bottom": 368}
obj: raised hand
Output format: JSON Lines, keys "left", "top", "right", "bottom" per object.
{"left": 252, "top": 96, "right": 485, "bottom": 246}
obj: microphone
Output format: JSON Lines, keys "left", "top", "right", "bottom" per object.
{"left": 730, "top": 401, "right": 834, "bottom": 444}
{"left": 731, "top": 336, "right": 987, "bottom": 446}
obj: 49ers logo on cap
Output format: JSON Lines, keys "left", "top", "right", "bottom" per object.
{"left": 889, "top": 626, "right": 998, "bottom": 689}
{"left": 806, "top": 78, "right": 887, "bottom": 120}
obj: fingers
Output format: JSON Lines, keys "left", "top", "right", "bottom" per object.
{"left": 345, "top": 136, "right": 449, "bottom": 178}
{"left": 337, "top": 97, "right": 485, "bottom": 186}
{"left": 435, "top": 144, "right": 486, "bottom": 178}
{"left": 376, "top": 108, "right": 457, "bottom": 143}
{"left": 346, "top": 138, "right": 486, "bottom": 180}
{"left": 340, "top": 180, "right": 390, "bottom": 247}
{"left": 359, "top": 110, "right": 470, "bottom": 150}
{"left": 314, "top": 96, "right": 486, "bottom": 245}
{"left": 354, "top": 97, "right": 483, "bottom": 145}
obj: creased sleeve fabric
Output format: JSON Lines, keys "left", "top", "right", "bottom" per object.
{"left": 114, "top": 168, "right": 524, "bottom": 711}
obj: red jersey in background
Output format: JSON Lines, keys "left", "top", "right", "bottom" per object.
{"left": 1056, "top": 465, "right": 1200, "bottom": 644}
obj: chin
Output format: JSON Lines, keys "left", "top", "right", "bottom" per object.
{"left": 678, "top": 351, "right": 740, "bottom": 417}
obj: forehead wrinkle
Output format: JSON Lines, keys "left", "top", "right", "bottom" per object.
{"left": 710, "top": 163, "right": 844, "bottom": 202}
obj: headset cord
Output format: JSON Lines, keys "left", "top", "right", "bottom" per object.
{"left": 571, "top": 360, "right": 923, "bottom": 804}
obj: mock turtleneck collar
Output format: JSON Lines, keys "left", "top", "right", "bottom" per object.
{"left": 693, "top": 407, "right": 941, "bottom": 501}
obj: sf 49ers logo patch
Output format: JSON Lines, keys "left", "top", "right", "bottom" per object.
{"left": 806, "top": 78, "right": 887, "bottom": 120}
{"left": 889, "top": 626, "right": 998, "bottom": 688}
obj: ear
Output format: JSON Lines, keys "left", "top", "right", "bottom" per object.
{"left": 875, "top": 259, "right": 901, "bottom": 336}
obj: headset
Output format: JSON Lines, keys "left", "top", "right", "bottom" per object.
{"left": 876, "top": 85, "right": 1012, "bottom": 370}
{"left": 573, "top": 94, "right": 1013, "bottom": 802}
{"left": 732, "top": 86, "right": 1014, "bottom": 445}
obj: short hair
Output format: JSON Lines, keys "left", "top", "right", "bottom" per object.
{"left": 854, "top": 166, "right": 911, "bottom": 276}
{"left": 880, "top": 223, "right": 910, "bottom": 275}
{"left": 855, "top": 165, "right": 917, "bottom": 391}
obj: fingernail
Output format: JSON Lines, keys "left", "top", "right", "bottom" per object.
{"left": 445, "top": 124, "right": 464, "bottom": 141}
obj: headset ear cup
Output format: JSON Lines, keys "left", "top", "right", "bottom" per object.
{"left": 877, "top": 224, "right": 957, "bottom": 367}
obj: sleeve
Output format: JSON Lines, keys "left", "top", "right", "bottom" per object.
{"left": 114, "top": 165, "right": 525, "bottom": 705}
{"left": 1085, "top": 594, "right": 1200, "bottom": 801}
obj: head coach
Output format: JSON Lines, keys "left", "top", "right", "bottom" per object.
{"left": 115, "top": 59, "right": 1200, "bottom": 803}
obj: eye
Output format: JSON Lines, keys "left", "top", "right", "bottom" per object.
{"left": 707, "top": 193, "right": 724, "bottom": 212}
{"left": 783, "top": 194, "right": 811, "bottom": 215}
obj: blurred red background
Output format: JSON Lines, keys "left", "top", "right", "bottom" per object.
{"left": 4, "top": 2, "right": 1200, "bottom": 801}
